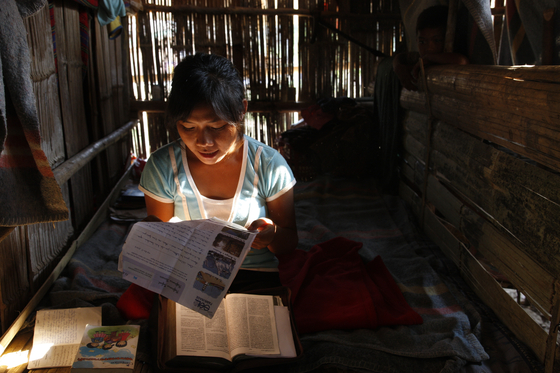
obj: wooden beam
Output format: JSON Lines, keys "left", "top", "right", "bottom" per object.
{"left": 129, "top": 100, "right": 166, "bottom": 113}
{"left": 492, "top": 6, "right": 505, "bottom": 15}
{"left": 130, "top": 100, "right": 315, "bottom": 113}
{"left": 0, "top": 228, "right": 15, "bottom": 243}
{"left": 316, "top": 18, "right": 387, "bottom": 57}
{"left": 141, "top": 4, "right": 401, "bottom": 21}
{"left": 53, "top": 121, "right": 138, "bottom": 185}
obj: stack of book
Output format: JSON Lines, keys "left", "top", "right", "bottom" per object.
{"left": 27, "top": 307, "right": 140, "bottom": 373}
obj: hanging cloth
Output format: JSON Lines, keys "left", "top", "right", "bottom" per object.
{"left": 97, "top": 0, "right": 126, "bottom": 27}
{"left": 0, "top": 0, "right": 69, "bottom": 226}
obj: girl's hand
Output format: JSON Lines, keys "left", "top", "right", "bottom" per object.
{"left": 247, "top": 218, "right": 276, "bottom": 250}
{"left": 247, "top": 188, "right": 298, "bottom": 256}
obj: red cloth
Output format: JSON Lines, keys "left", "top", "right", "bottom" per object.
{"left": 278, "top": 237, "right": 423, "bottom": 334}
{"left": 117, "top": 283, "right": 156, "bottom": 320}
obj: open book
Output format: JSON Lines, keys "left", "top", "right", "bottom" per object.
{"left": 27, "top": 307, "right": 102, "bottom": 369}
{"left": 119, "top": 218, "right": 257, "bottom": 318}
{"left": 157, "top": 290, "right": 302, "bottom": 372}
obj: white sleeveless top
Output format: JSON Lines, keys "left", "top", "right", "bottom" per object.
{"left": 200, "top": 196, "right": 234, "bottom": 221}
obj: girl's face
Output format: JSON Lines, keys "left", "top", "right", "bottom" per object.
{"left": 177, "top": 102, "right": 245, "bottom": 165}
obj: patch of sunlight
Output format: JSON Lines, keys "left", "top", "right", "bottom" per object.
{"left": 28, "top": 343, "right": 53, "bottom": 363}
{"left": 0, "top": 350, "right": 30, "bottom": 368}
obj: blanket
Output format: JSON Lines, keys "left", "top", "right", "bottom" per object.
{"left": 271, "top": 176, "right": 541, "bottom": 373}
{"left": 42, "top": 176, "right": 544, "bottom": 373}
{"left": 0, "top": 0, "right": 68, "bottom": 226}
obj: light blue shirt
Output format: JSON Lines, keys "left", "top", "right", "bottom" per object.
{"left": 139, "top": 135, "right": 296, "bottom": 269}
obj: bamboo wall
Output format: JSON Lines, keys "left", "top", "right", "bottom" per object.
{"left": 128, "top": 0, "right": 401, "bottom": 152}
{"left": 398, "top": 64, "right": 560, "bottom": 371}
{"left": 0, "top": 2, "right": 137, "bottom": 334}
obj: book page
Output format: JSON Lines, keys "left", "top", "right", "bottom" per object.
{"left": 119, "top": 218, "right": 257, "bottom": 318}
{"left": 175, "top": 302, "right": 231, "bottom": 361}
{"left": 247, "top": 306, "right": 297, "bottom": 358}
{"left": 224, "top": 294, "right": 280, "bottom": 358}
{"left": 27, "top": 307, "right": 102, "bottom": 369}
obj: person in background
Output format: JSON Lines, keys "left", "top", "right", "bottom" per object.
{"left": 392, "top": 5, "right": 469, "bottom": 91}
{"left": 139, "top": 52, "right": 298, "bottom": 291}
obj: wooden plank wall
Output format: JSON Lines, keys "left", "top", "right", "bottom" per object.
{"left": 0, "top": 2, "right": 135, "bottom": 335}
{"left": 399, "top": 64, "right": 560, "bottom": 371}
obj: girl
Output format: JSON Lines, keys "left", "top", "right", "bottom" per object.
{"left": 138, "top": 53, "right": 298, "bottom": 290}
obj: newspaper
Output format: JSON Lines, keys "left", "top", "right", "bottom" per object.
{"left": 119, "top": 218, "right": 257, "bottom": 318}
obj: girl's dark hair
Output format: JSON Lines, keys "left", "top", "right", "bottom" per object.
{"left": 416, "top": 5, "right": 448, "bottom": 33}
{"left": 166, "top": 53, "right": 246, "bottom": 137}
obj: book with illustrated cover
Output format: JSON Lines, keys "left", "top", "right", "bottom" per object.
{"left": 71, "top": 324, "right": 140, "bottom": 373}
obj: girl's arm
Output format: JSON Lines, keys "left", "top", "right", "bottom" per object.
{"left": 248, "top": 188, "right": 298, "bottom": 256}
{"left": 144, "top": 194, "right": 174, "bottom": 222}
